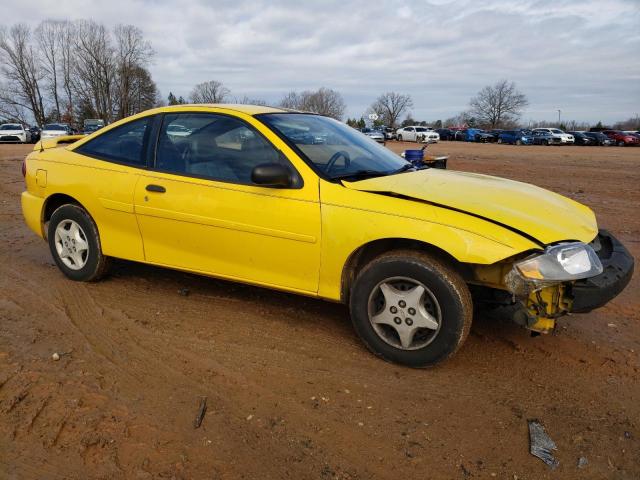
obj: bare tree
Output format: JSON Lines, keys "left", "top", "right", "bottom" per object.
{"left": 0, "top": 24, "right": 47, "bottom": 125}
{"left": 278, "top": 87, "right": 345, "bottom": 119}
{"left": 235, "top": 95, "right": 268, "bottom": 106}
{"left": 279, "top": 91, "right": 301, "bottom": 109}
{"left": 35, "top": 20, "right": 64, "bottom": 121}
{"left": 469, "top": 80, "right": 528, "bottom": 128}
{"left": 370, "top": 92, "right": 413, "bottom": 129}
{"left": 114, "top": 24, "right": 153, "bottom": 119}
{"left": 72, "top": 20, "right": 117, "bottom": 122}
{"left": 58, "top": 21, "right": 75, "bottom": 123}
{"left": 190, "top": 80, "right": 230, "bottom": 103}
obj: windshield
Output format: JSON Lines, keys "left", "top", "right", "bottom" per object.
{"left": 550, "top": 129, "right": 564, "bottom": 134}
{"left": 0, "top": 124, "right": 21, "bottom": 130}
{"left": 258, "top": 113, "right": 409, "bottom": 179}
{"left": 43, "top": 124, "right": 67, "bottom": 131}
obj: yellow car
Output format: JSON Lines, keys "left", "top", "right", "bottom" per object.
{"left": 21, "top": 105, "right": 634, "bottom": 366}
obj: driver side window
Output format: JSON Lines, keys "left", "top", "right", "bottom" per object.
{"left": 155, "top": 113, "right": 285, "bottom": 184}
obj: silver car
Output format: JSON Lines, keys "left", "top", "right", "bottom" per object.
{"left": 360, "top": 127, "right": 386, "bottom": 144}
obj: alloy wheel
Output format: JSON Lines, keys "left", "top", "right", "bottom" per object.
{"left": 54, "top": 219, "right": 90, "bottom": 270}
{"left": 367, "top": 276, "right": 442, "bottom": 350}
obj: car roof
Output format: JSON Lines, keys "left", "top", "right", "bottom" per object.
{"left": 151, "top": 104, "right": 288, "bottom": 116}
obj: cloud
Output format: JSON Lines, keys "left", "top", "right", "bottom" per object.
{"left": 6, "top": 0, "right": 640, "bottom": 122}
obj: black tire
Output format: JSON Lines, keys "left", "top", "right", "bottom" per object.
{"left": 397, "top": 135, "right": 403, "bottom": 142}
{"left": 617, "top": 141, "right": 625, "bottom": 147}
{"left": 349, "top": 250, "right": 472, "bottom": 367}
{"left": 515, "top": 139, "right": 522, "bottom": 145}
{"left": 48, "top": 204, "right": 110, "bottom": 281}
{"left": 543, "top": 140, "right": 549, "bottom": 146}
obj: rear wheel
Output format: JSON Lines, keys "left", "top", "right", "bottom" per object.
{"left": 48, "top": 204, "right": 110, "bottom": 281}
{"left": 617, "top": 140, "right": 625, "bottom": 147}
{"left": 497, "top": 138, "right": 503, "bottom": 144}
{"left": 515, "top": 139, "right": 522, "bottom": 145}
{"left": 349, "top": 250, "right": 472, "bottom": 367}
{"left": 397, "top": 135, "right": 403, "bottom": 142}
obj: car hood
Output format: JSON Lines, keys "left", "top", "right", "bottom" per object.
{"left": 342, "top": 169, "right": 597, "bottom": 245}
{"left": 0, "top": 129, "right": 23, "bottom": 134}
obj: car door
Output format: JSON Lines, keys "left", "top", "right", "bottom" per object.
{"left": 405, "top": 127, "right": 415, "bottom": 141}
{"left": 133, "top": 111, "right": 322, "bottom": 294}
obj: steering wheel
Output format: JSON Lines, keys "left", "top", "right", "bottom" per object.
{"left": 325, "top": 150, "right": 351, "bottom": 174}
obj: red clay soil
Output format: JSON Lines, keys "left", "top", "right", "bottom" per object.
{"left": 1, "top": 141, "right": 638, "bottom": 479}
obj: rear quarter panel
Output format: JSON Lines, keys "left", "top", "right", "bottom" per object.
{"left": 24, "top": 147, "right": 145, "bottom": 262}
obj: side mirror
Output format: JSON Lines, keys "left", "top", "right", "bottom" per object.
{"left": 251, "top": 163, "right": 292, "bottom": 188}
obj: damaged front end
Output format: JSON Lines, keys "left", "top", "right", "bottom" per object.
{"left": 471, "top": 230, "right": 634, "bottom": 334}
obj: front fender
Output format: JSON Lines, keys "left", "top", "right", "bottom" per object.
{"left": 317, "top": 181, "right": 540, "bottom": 301}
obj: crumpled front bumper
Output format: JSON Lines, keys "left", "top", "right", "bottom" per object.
{"left": 570, "top": 229, "right": 634, "bottom": 313}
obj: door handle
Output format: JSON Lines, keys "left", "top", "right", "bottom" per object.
{"left": 146, "top": 184, "right": 166, "bottom": 193}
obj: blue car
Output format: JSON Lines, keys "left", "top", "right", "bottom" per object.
{"left": 498, "top": 129, "right": 534, "bottom": 145}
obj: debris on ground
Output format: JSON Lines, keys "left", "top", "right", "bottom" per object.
{"left": 577, "top": 456, "right": 588, "bottom": 468}
{"left": 51, "top": 352, "right": 60, "bottom": 361}
{"left": 193, "top": 396, "right": 207, "bottom": 429}
{"left": 528, "top": 420, "right": 559, "bottom": 469}
{"left": 179, "top": 288, "right": 190, "bottom": 296}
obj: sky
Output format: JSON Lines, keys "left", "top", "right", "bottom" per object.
{"left": 5, "top": 0, "right": 640, "bottom": 124}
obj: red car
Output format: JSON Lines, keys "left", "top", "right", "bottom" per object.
{"left": 602, "top": 130, "right": 639, "bottom": 146}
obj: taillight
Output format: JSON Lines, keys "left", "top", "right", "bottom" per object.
{"left": 21, "top": 158, "right": 26, "bottom": 178}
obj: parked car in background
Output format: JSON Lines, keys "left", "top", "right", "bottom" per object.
{"left": 582, "top": 131, "right": 613, "bottom": 146}
{"left": 416, "top": 127, "right": 440, "bottom": 143}
{"left": 41, "top": 123, "right": 72, "bottom": 139}
{"left": 497, "top": 129, "right": 534, "bottom": 145}
{"left": 457, "top": 128, "right": 495, "bottom": 143}
{"left": 532, "top": 128, "right": 574, "bottom": 144}
{"left": 28, "top": 126, "right": 40, "bottom": 143}
{"left": 395, "top": 126, "right": 439, "bottom": 143}
{"left": 602, "top": 130, "right": 639, "bottom": 147}
{"left": 490, "top": 129, "right": 504, "bottom": 139}
{"left": 568, "top": 131, "right": 596, "bottom": 146}
{"left": 383, "top": 127, "right": 395, "bottom": 140}
{"left": 436, "top": 128, "right": 455, "bottom": 141}
{"left": 83, "top": 118, "right": 105, "bottom": 135}
{"left": 531, "top": 130, "right": 562, "bottom": 145}
{"left": 0, "top": 123, "right": 32, "bottom": 143}
{"left": 360, "top": 127, "right": 386, "bottom": 144}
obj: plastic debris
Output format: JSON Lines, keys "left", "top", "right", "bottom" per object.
{"left": 193, "top": 396, "right": 207, "bottom": 429}
{"left": 528, "top": 420, "right": 559, "bottom": 469}
{"left": 577, "top": 457, "right": 588, "bottom": 469}
{"left": 51, "top": 353, "right": 60, "bottom": 361}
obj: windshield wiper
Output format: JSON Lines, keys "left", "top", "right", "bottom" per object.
{"left": 390, "top": 163, "right": 417, "bottom": 175}
{"left": 330, "top": 170, "right": 388, "bottom": 180}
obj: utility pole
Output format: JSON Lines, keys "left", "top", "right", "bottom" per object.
{"left": 557, "top": 109, "right": 561, "bottom": 125}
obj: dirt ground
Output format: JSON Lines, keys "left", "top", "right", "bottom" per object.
{"left": 1, "top": 140, "right": 638, "bottom": 479}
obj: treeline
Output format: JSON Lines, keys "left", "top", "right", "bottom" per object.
{"left": 1, "top": 24, "right": 636, "bottom": 134}
{"left": 0, "top": 20, "right": 158, "bottom": 126}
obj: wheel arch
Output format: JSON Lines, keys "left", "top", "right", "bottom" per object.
{"left": 42, "top": 193, "right": 89, "bottom": 239}
{"left": 340, "top": 238, "right": 469, "bottom": 303}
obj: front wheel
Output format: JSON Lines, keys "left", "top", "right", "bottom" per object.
{"left": 515, "top": 139, "right": 522, "bottom": 145}
{"left": 48, "top": 204, "right": 110, "bottom": 281}
{"left": 397, "top": 135, "right": 402, "bottom": 142}
{"left": 349, "top": 250, "right": 472, "bottom": 367}
{"left": 617, "top": 140, "right": 625, "bottom": 147}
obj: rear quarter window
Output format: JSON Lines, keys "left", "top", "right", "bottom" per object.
{"left": 76, "top": 117, "right": 152, "bottom": 166}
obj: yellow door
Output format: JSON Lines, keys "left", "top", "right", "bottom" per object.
{"left": 133, "top": 112, "right": 322, "bottom": 294}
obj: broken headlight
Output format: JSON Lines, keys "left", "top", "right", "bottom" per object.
{"left": 506, "top": 242, "right": 603, "bottom": 295}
